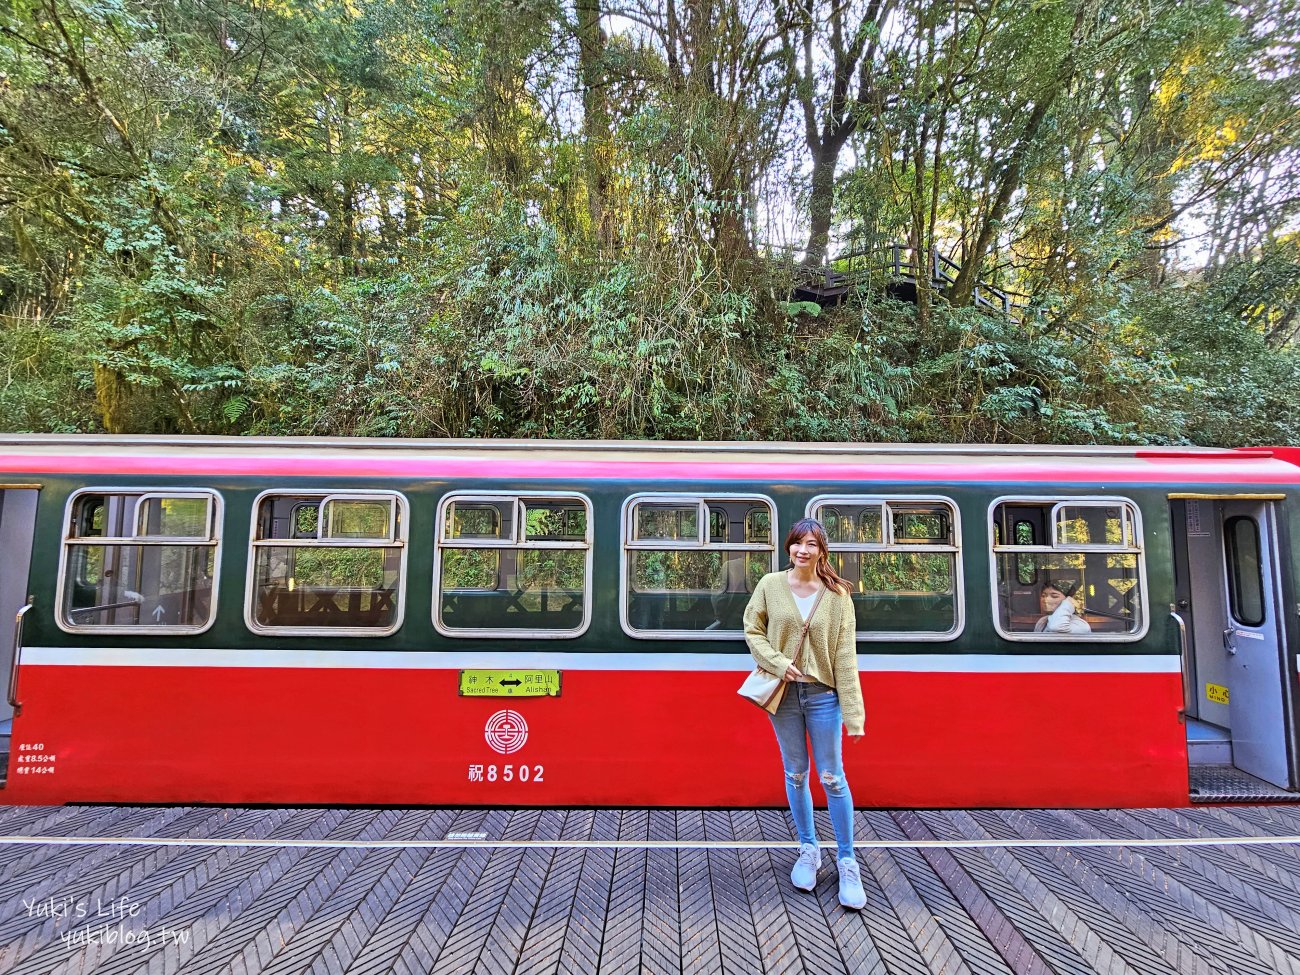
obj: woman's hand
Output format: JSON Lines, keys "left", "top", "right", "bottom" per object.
{"left": 847, "top": 734, "right": 864, "bottom": 744}
{"left": 782, "top": 662, "right": 804, "bottom": 682}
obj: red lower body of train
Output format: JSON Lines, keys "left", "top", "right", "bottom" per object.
{"left": 8, "top": 652, "right": 1184, "bottom": 807}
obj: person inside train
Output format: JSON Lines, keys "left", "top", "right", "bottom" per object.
{"left": 743, "top": 517, "right": 867, "bottom": 910}
{"left": 1036, "top": 578, "right": 1091, "bottom": 634}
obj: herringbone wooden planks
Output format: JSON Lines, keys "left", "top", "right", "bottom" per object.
{"left": 3, "top": 806, "right": 1300, "bottom": 974}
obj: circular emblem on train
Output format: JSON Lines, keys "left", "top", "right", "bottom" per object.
{"left": 484, "top": 709, "right": 528, "bottom": 755}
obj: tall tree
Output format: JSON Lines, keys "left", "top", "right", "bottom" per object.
{"left": 575, "top": 0, "right": 616, "bottom": 249}
{"left": 785, "top": 0, "right": 893, "bottom": 265}
{"left": 611, "top": 0, "right": 795, "bottom": 261}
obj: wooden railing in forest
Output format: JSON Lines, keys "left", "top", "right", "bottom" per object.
{"left": 788, "top": 244, "right": 1033, "bottom": 321}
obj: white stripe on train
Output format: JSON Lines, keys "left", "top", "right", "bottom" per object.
{"left": 22, "top": 646, "right": 1180, "bottom": 673}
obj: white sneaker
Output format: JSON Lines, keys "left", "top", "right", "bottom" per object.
{"left": 837, "top": 857, "right": 866, "bottom": 909}
{"left": 790, "top": 843, "right": 820, "bottom": 891}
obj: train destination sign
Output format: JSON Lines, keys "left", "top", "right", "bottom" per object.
{"left": 458, "top": 670, "right": 562, "bottom": 697}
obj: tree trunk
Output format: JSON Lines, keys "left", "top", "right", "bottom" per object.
{"left": 94, "top": 364, "right": 133, "bottom": 433}
{"left": 712, "top": 169, "right": 754, "bottom": 265}
{"left": 804, "top": 152, "right": 836, "bottom": 266}
{"left": 338, "top": 182, "right": 357, "bottom": 266}
{"left": 575, "top": 0, "right": 614, "bottom": 250}
{"left": 94, "top": 310, "right": 137, "bottom": 433}
{"left": 949, "top": 95, "right": 1055, "bottom": 306}
{"left": 1133, "top": 71, "right": 1176, "bottom": 288}
{"left": 796, "top": 0, "right": 887, "bottom": 266}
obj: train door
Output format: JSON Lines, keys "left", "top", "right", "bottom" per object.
{"left": 0, "top": 485, "right": 39, "bottom": 786}
{"left": 1172, "top": 497, "right": 1297, "bottom": 798}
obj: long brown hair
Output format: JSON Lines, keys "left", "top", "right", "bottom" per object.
{"left": 784, "top": 517, "right": 851, "bottom": 595}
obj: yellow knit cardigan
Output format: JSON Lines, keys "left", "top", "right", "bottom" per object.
{"left": 742, "top": 571, "right": 866, "bottom": 735}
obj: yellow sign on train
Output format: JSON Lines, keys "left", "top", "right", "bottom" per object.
{"left": 458, "top": 670, "right": 562, "bottom": 697}
{"left": 1206, "top": 683, "right": 1229, "bottom": 705}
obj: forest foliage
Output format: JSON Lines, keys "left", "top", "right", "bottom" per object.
{"left": 1, "top": 0, "right": 1299, "bottom": 444}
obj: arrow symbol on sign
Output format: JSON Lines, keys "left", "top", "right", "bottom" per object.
{"left": 151, "top": 605, "right": 165, "bottom": 622}
{"left": 499, "top": 679, "right": 522, "bottom": 687}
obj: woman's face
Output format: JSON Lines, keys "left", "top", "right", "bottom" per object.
{"left": 1040, "top": 585, "right": 1066, "bottom": 613}
{"left": 789, "top": 532, "right": 823, "bottom": 569}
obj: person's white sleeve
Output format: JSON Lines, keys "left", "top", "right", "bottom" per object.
{"left": 1044, "top": 601, "right": 1090, "bottom": 634}
{"left": 1043, "top": 602, "right": 1073, "bottom": 632}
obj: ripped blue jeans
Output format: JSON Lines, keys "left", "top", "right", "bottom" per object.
{"left": 769, "top": 680, "right": 856, "bottom": 859}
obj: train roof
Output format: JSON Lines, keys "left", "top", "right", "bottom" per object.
{"left": 0, "top": 432, "right": 1281, "bottom": 457}
{"left": 1, "top": 434, "right": 1297, "bottom": 487}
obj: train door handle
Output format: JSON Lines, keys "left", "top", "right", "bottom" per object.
{"left": 8, "top": 600, "right": 33, "bottom": 717}
{"left": 1171, "top": 610, "right": 1191, "bottom": 712}
{"left": 1223, "top": 627, "right": 1238, "bottom": 655}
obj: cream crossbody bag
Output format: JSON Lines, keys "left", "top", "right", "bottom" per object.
{"left": 737, "top": 586, "right": 826, "bottom": 714}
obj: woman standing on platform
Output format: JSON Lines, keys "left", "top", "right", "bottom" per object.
{"left": 743, "top": 517, "right": 867, "bottom": 909}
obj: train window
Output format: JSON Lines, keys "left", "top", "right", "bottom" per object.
{"left": 1052, "top": 503, "right": 1132, "bottom": 548}
{"left": 525, "top": 503, "right": 586, "bottom": 541}
{"left": 745, "top": 508, "right": 771, "bottom": 544}
{"left": 247, "top": 491, "right": 406, "bottom": 636}
{"left": 991, "top": 497, "right": 1146, "bottom": 640}
{"left": 622, "top": 494, "right": 777, "bottom": 638}
{"left": 1013, "top": 521, "right": 1037, "bottom": 585}
{"left": 1224, "top": 516, "right": 1265, "bottom": 627}
{"left": 810, "top": 497, "right": 962, "bottom": 640}
{"left": 825, "top": 503, "right": 884, "bottom": 544}
{"left": 434, "top": 493, "right": 592, "bottom": 637}
{"left": 635, "top": 503, "right": 698, "bottom": 541}
{"left": 135, "top": 494, "right": 212, "bottom": 539}
{"left": 292, "top": 503, "right": 319, "bottom": 538}
{"left": 321, "top": 496, "right": 395, "bottom": 539}
{"left": 450, "top": 502, "right": 504, "bottom": 539}
{"left": 75, "top": 499, "right": 106, "bottom": 537}
{"left": 58, "top": 489, "right": 222, "bottom": 634}
{"left": 709, "top": 507, "right": 728, "bottom": 543}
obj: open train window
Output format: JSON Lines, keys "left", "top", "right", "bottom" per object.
{"left": 247, "top": 490, "right": 407, "bottom": 636}
{"left": 621, "top": 494, "right": 777, "bottom": 639}
{"left": 434, "top": 492, "right": 592, "bottom": 638}
{"left": 990, "top": 497, "right": 1147, "bottom": 641}
{"left": 808, "top": 496, "right": 963, "bottom": 641}
{"left": 57, "top": 489, "right": 222, "bottom": 634}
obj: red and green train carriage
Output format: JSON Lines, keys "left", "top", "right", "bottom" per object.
{"left": 0, "top": 435, "right": 1297, "bottom": 807}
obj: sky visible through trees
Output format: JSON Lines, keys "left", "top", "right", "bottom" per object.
{"left": 1, "top": 0, "right": 1298, "bottom": 444}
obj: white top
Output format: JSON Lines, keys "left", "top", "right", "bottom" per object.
{"left": 1034, "top": 599, "right": 1092, "bottom": 634}
{"left": 792, "top": 590, "right": 819, "bottom": 621}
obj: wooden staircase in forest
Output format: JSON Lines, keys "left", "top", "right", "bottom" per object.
{"left": 791, "top": 244, "right": 1032, "bottom": 320}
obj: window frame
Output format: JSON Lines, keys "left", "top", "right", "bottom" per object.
{"left": 245, "top": 488, "right": 409, "bottom": 638}
{"left": 620, "top": 492, "right": 777, "bottom": 640}
{"left": 319, "top": 493, "right": 398, "bottom": 541}
{"left": 806, "top": 494, "right": 964, "bottom": 642}
{"left": 433, "top": 490, "right": 593, "bottom": 639}
{"left": 988, "top": 494, "right": 1149, "bottom": 643}
{"left": 1050, "top": 501, "right": 1135, "bottom": 549}
{"left": 56, "top": 487, "right": 224, "bottom": 636}
{"left": 133, "top": 491, "right": 215, "bottom": 540}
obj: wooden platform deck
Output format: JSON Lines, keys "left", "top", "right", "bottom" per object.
{"left": 2, "top": 804, "right": 1300, "bottom": 974}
